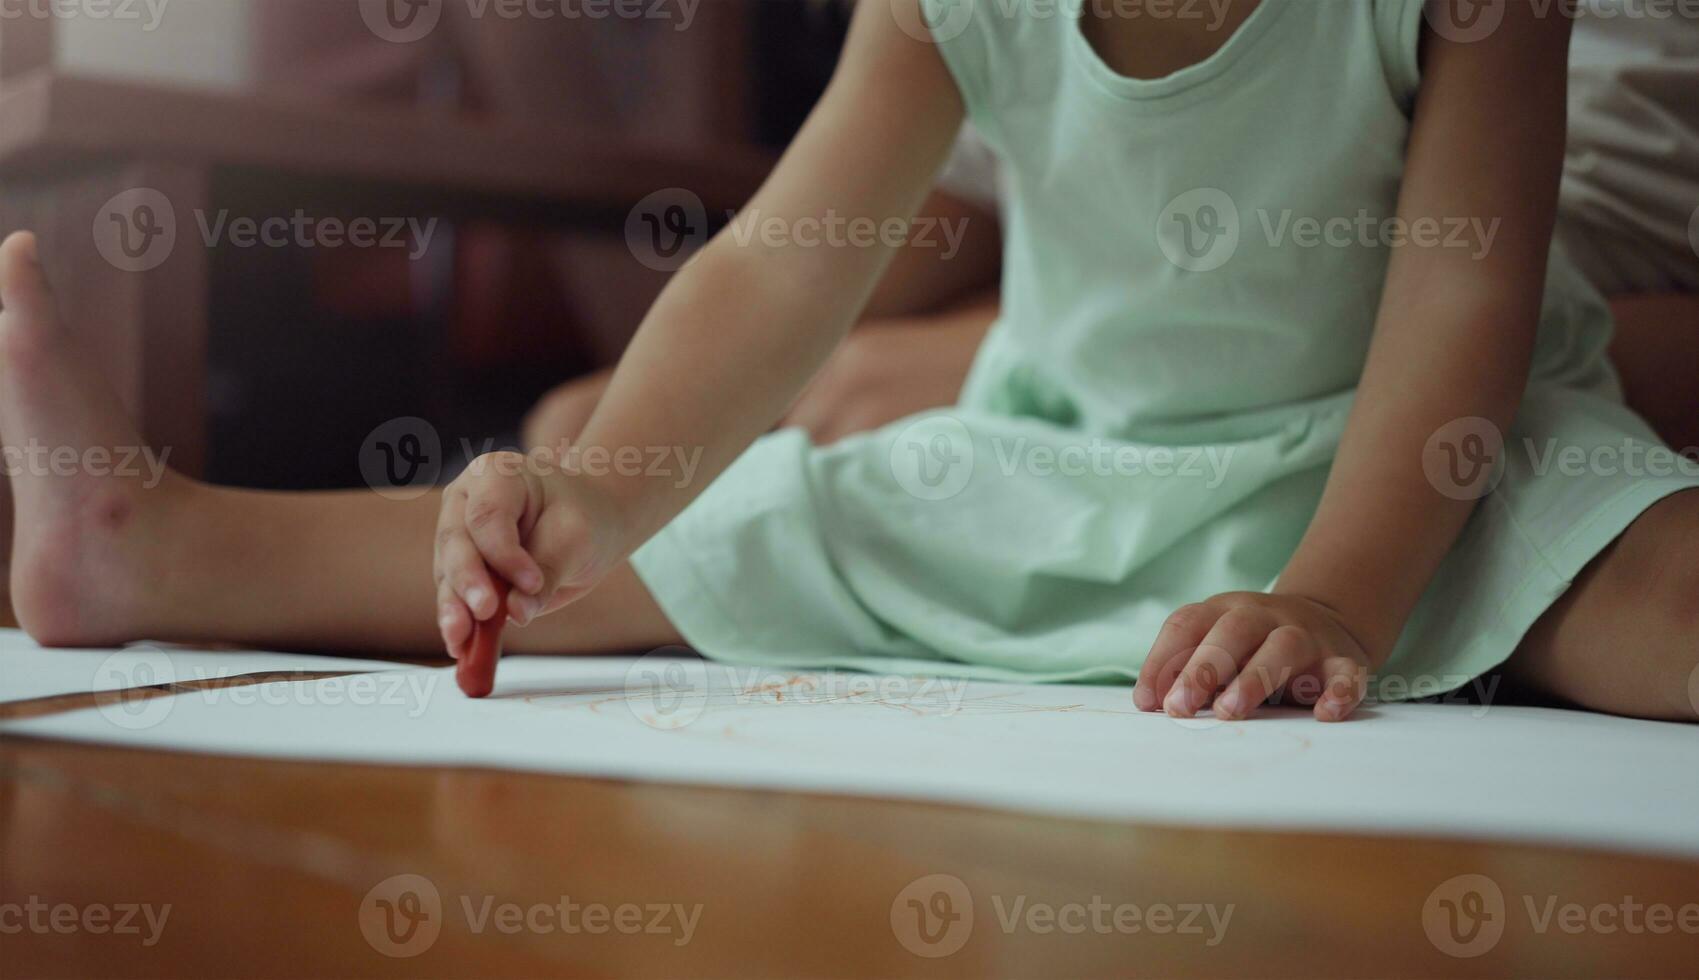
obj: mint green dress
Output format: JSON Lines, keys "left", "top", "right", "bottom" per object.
{"left": 631, "top": 0, "right": 1699, "bottom": 696}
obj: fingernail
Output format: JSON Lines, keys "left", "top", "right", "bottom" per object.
{"left": 438, "top": 612, "right": 456, "bottom": 633}
{"left": 1215, "top": 691, "right": 1242, "bottom": 718}
{"left": 518, "top": 570, "right": 543, "bottom": 594}
{"left": 1164, "top": 679, "right": 1195, "bottom": 716}
{"left": 1317, "top": 699, "right": 1345, "bottom": 722}
{"left": 1134, "top": 685, "right": 1157, "bottom": 711}
{"left": 466, "top": 587, "right": 491, "bottom": 614}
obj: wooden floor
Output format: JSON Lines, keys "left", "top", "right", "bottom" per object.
{"left": 2, "top": 676, "right": 1697, "bottom": 978}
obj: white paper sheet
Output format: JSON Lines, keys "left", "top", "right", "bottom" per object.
{"left": 4, "top": 653, "right": 1696, "bottom": 856}
{"left": 0, "top": 629, "right": 402, "bottom": 704}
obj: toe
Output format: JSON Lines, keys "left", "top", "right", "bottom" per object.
{"left": 0, "top": 232, "right": 54, "bottom": 321}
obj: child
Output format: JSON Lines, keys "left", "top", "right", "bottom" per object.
{"left": 3, "top": 0, "right": 1696, "bottom": 722}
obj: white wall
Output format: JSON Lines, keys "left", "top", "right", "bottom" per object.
{"left": 56, "top": 0, "right": 251, "bottom": 89}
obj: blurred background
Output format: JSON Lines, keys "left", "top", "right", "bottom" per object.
{"left": 0, "top": 0, "right": 851, "bottom": 489}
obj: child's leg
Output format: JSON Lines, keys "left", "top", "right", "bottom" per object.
{"left": 1609, "top": 293, "right": 1699, "bottom": 456}
{"left": 1507, "top": 489, "right": 1699, "bottom": 721}
{"left": 0, "top": 232, "right": 681, "bottom": 656}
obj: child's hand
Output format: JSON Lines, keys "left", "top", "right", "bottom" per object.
{"left": 433, "top": 451, "right": 624, "bottom": 659}
{"left": 1134, "top": 593, "right": 1373, "bottom": 722}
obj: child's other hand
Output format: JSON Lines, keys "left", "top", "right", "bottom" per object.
{"left": 433, "top": 451, "right": 623, "bottom": 658}
{"left": 1134, "top": 593, "right": 1373, "bottom": 722}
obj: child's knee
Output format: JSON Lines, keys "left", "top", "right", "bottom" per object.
{"left": 1619, "top": 492, "right": 1699, "bottom": 716}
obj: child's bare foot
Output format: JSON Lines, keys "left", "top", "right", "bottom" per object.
{"left": 0, "top": 231, "right": 189, "bottom": 646}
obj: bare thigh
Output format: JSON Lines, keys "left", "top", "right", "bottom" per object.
{"left": 1506, "top": 488, "right": 1699, "bottom": 721}
{"left": 1609, "top": 293, "right": 1699, "bottom": 455}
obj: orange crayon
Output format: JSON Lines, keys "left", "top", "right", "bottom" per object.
{"left": 457, "top": 579, "right": 511, "bottom": 699}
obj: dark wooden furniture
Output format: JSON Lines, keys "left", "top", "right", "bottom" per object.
{"left": 0, "top": 71, "right": 768, "bottom": 476}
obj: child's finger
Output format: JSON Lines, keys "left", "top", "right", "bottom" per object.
{"left": 1164, "top": 608, "right": 1272, "bottom": 717}
{"left": 434, "top": 490, "right": 496, "bottom": 619}
{"left": 1214, "top": 626, "right": 1313, "bottom": 720}
{"left": 437, "top": 582, "right": 473, "bottom": 659}
{"left": 1167, "top": 642, "right": 1242, "bottom": 717}
{"left": 1312, "top": 656, "right": 1367, "bottom": 722}
{"left": 464, "top": 479, "right": 546, "bottom": 596}
{"left": 444, "top": 533, "right": 500, "bottom": 621}
{"left": 1136, "top": 603, "right": 1213, "bottom": 711}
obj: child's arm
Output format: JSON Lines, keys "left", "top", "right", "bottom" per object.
{"left": 433, "top": 0, "right": 965, "bottom": 652}
{"left": 1138, "top": 2, "right": 1575, "bottom": 722}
